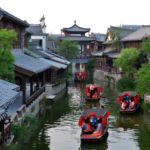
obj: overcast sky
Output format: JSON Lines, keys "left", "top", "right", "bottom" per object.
{"left": 1, "top": 0, "right": 150, "bottom": 34}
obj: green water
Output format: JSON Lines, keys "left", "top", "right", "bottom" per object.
{"left": 23, "top": 82, "right": 150, "bottom": 150}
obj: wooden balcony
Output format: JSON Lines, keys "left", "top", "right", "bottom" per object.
{"left": 26, "top": 86, "right": 45, "bottom": 107}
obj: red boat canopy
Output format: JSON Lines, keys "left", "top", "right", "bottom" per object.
{"left": 117, "top": 91, "right": 140, "bottom": 104}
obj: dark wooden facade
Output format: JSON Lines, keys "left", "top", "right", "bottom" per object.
{"left": 15, "top": 66, "right": 49, "bottom": 105}
{"left": 123, "top": 41, "right": 141, "bottom": 49}
{"left": 0, "top": 8, "right": 29, "bottom": 49}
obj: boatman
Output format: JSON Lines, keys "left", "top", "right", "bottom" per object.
{"left": 89, "top": 84, "right": 95, "bottom": 98}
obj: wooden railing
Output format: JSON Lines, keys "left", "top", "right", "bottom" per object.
{"left": 26, "top": 86, "right": 45, "bottom": 107}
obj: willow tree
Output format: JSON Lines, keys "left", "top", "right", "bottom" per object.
{"left": 58, "top": 39, "right": 79, "bottom": 60}
{"left": 114, "top": 48, "right": 139, "bottom": 80}
{"left": 0, "top": 29, "right": 17, "bottom": 82}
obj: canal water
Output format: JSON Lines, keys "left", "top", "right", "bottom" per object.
{"left": 24, "top": 82, "right": 150, "bottom": 150}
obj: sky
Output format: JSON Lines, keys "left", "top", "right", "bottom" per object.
{"left": 1, "top": 0, "right": 150, "bottom": 34}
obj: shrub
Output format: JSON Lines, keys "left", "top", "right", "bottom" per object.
{"left": 117, "top": 77, "right": 136, "bottom": 92}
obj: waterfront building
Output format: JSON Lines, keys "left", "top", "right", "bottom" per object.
{"left": 61, "top": 21, "right": 95, "bottom": 56}
{"left": 90, "top": 33, "right": 106, "bottom": 51}
{"left": 121, "top": 26, "right": 150, "bottom": 49}
{"left": 0, "top": 8, "right": 29, "bottom": 49}
{"left": 0, "top": 8, "right": 70, "bottom": 106}
{"left": 0, "top": 79, "right": 19, "bottom": 144}
{"left": 92, "top": 25, "right": 142, "bottom": 82}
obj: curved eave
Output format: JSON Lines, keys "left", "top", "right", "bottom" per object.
{"left": 62, "top": 24, "right": 90, "bottom": 33}
{"left": 0, "top": 8, "right": 29, "bottom": 27}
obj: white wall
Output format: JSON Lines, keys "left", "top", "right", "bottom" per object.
{"left": 31, "top": 35, "right": 47, "bottom": 51}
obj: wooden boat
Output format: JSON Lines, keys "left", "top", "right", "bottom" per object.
{"left": 84, "top": 84, "right": 101, "bottom": 101}
{"left": 74, "top": 71, "right": 87, "bottom": 82}
{"left": 78, "top": 109, "right": 109, "bottom": 142}
{"left": 117, "top": 91, "right": 141, "bottom": 114}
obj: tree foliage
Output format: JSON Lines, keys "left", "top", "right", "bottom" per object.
{"left": 136, "top": 64, "right": 150, "bottom": 96}
{"left": 0, "top": 29, "right": 17, "bottom": 82}
{"left": 114, "top": 48, "right": 139, "bottom": 79}
{"left": 141, "top": 37, "right": 150, "bottom": 54}
{"left": 58, "top": 39, "right": 79, "bottom": 60}
{"left": 117, "top": 77, "right": 136, "bottom": 92}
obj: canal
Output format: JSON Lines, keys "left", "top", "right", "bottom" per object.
{"left": 24, "top": 81, "right": 150, "bottom": 150}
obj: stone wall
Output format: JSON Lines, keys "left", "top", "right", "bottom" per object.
{"left": 11, "top": 93, "right": 45, "bottom": 124}
{"left": 11, "top": 82, "right": 67, "bottom": 124}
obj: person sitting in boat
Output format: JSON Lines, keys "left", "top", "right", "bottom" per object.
{"left": 92, "top": 92, "right": 98, "bottom": 99}
{"left": 96, "top": 118, "right": 102, "bottom": 132}
{"left": 92, "top": 118, "right": 103, "bottom": 136}
{"left": 81, "top": 117, "right": 91, "bottom": 133}
{"left": 121, "top": 99, "right": 126, "bottom": 110}
{"left": 129, "top": 97, "right": 135, "bottom": 109}
{"left": 89, "top": 112, "right": 97, "bottom": 130}
{"left": 89, "top": 84, "right": 95, "bottom": 98}
{"left": 124, "top": 95, "right": 131, "bottom": 109}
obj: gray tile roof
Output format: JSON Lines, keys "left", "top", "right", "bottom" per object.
{"left": 0, "top": 108, "right": 7, "bottom": 121}
{"left": 26, "top": 24, "right": 48, "bottom": 35}
{"left": 42, "top": 58, "right": 67, "bottom": 69}
{"left": 62, "top": 22, "right": 90, "bottom": 33}
{"left": 90, "top": 33, "right": 106, "bottom": 42}
{"left": 109, "top": 26, "right": 135, "bottom": 39}
{"left": 91, "top": 49, "right": 119, "bottom": 58}
{"left": 121, "top": 25, "right": 142, "bottom": 31}
{"left": 121, "top": 26, "right": 150, "bottom": 41}
{"left": 0, "top": 8, "right": 29, "bottom": 27}
{"left": 31, "top": 49, "right": 70, "bottom": 65}
{"left": 105, "top": 52, "right": 119, "bottom": 58}
{"left": 45, "top": 51, "right": 70, "bottom": 65}
{"left": 91, "top": 51, "right": 103, "bottom": 57}
{"left": 12, "top": 50, "right": 51, "bottom": 74}
{"left": 0, "top": 79, "right": 19, "bottom": 91}
{"left": 0, "top": 86, "right": 19, "bottom": 109}
{"left": 61, "top": 36, "right": 94, "bottom": 42}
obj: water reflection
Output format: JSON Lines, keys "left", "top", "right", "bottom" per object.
{"left": 24, "top": 82, "right": 150, "bottom": 150}
{"left": 80, "top": 140, "right": 108, "bottom": 150}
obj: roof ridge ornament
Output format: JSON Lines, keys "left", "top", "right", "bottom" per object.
{"left": 74, "top": 20, "right": 76, "bottom": 25}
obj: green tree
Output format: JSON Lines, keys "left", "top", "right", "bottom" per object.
{"left": 0, "top": 29, "right": 17, "bottom": 82}
{"left": 136, "top": 64, "right": 150, "bottom": 96}
{"left": 114, "top": 48, "right": 139, "bottom": 79}
{"left": 58, "top": 39, "right": 79, "bottom": 60}
{"left": 142, "top": 37, "right": 150, "bottom": 54}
